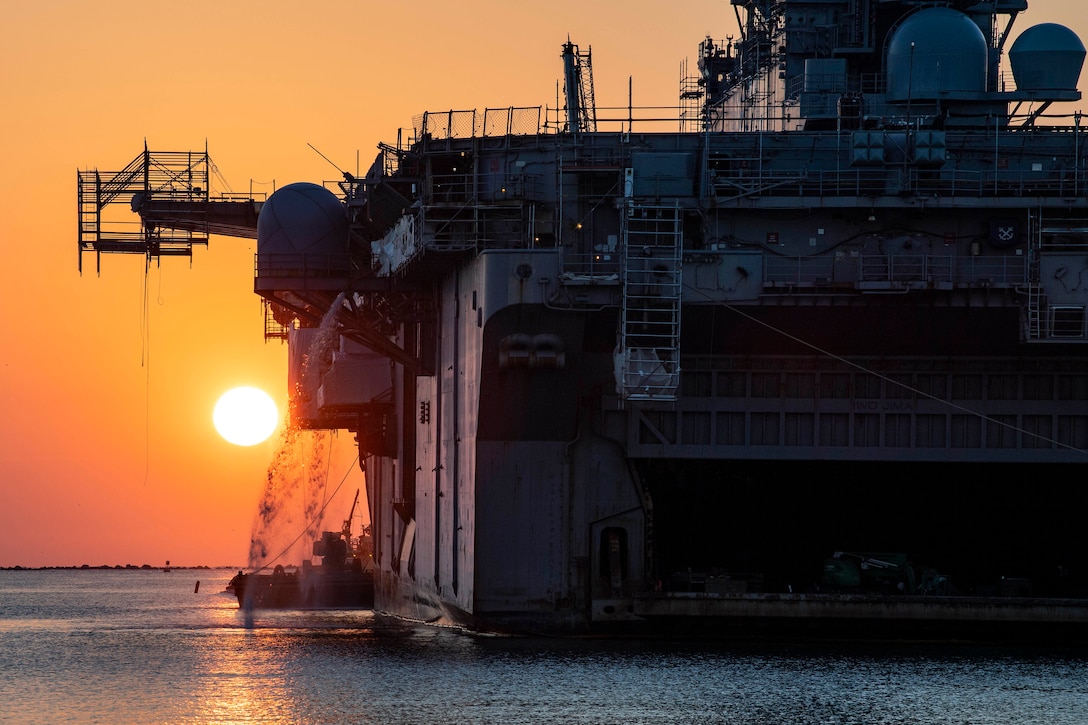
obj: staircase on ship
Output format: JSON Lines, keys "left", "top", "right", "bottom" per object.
{"left": 617, "top": 203, "right": 683, "bottom": 402}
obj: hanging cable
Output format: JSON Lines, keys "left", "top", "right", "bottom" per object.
{"left": 140, "top": 266, "right": 151, "bottom": 485}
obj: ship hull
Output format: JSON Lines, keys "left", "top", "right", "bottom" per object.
{"left": 358, "top": 249, "right": 1088, "bottom": 639}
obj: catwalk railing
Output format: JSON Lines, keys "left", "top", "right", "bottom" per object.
{"left": 762, "top": 254, "right": 1028, "bottom": 288}
{"left": 710, "top": 166, "right": 1088, "bottom": 201}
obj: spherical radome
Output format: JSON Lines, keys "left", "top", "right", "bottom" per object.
{"left": 257, "top": 182, "right": 348, "bottom": 258}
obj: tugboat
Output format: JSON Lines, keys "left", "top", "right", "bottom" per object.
{"left": 229, "top": 491, "right": 374, "bottom": 609}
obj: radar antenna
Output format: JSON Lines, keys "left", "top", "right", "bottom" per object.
{"left": 307, "top": 142, "right": 355, "bottom": 182}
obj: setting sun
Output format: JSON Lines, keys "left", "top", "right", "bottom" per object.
{"left": 213, "top": 387, "right": 279, "bottom": 446}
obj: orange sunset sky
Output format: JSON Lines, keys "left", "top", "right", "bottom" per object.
{"left": 2, "top": 0, "right": 1086, "bottom": 567}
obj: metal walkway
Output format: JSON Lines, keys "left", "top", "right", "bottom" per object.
{"left": 77, "top": 145, "right": 260, "bottom": 274}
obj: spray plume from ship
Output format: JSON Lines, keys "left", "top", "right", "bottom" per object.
{"left": 246, "top": 427, "right": 332, "bottom": 569}
{"left": 248, "top": 291, "right": 350, "bottom": 570}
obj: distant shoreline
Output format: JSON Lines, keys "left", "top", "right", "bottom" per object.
{"left": 0, "top": 564, "right": 240, "bottom": 571}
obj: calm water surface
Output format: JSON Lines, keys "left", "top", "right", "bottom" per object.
{"left": 0, "top": 569, "right": 1085, "bottom": 724}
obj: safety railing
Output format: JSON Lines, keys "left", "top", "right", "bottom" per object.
{"left": 254, "top": 253, "right": 356, "bottom": 279}
{"left": 711, "top": 167, "right": 1084, "bottom": 200}
{"left": 763, "top": 254, "right": 1028, "bottom": 287}
{"left": 413, "top": 107, "right": 545, "bottom": 141}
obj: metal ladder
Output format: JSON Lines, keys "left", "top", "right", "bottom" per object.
{"left": 617, "top": 203, "right": 683, "bottom": 401}
{"left": 77, "top": 171, "right": 101, "bottom": 269}
{"left": 1024, "top": 208, "right": 1045, "bottom": 341}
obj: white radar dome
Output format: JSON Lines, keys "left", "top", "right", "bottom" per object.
{"left": 257, "top": 183, "right": 349, "bottom": 271}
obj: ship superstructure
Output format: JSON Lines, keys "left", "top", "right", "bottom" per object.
{"left": 81, "top": 0, "right": 1088, "bottom": 639}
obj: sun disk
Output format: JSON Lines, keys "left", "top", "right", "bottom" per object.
{"left": 213, "top": 387, "right": 279, "bottom": 446}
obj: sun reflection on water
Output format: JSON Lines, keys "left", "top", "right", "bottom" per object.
{"left": 189, "top": 629, "right": 302, "bottom": 724}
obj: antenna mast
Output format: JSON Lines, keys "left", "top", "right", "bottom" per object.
{"left": 561, "top": 39, "right": 598, "bottom": 134}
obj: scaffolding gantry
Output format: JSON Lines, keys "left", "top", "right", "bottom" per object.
{"left": 76, "top": 143, "right": 260, "bottom": 274}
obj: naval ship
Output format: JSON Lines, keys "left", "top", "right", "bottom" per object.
{"left": 80, "top": 0, "right": 1088, "bottom": 640}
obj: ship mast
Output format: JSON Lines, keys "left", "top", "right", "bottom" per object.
{"left": 561, "top": 39, "right": 597, "bottom": 134}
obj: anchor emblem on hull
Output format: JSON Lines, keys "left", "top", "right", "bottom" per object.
{"left": 989, "top": 219, "right": 1018, "bottom": 249}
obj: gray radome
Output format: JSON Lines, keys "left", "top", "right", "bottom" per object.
{"left": 1009, "top": 23, "right": 1086, "bottom": 92}
{"left": 257, "top": 182, "right": 348, "bottom": 260}
{"left": 886, "top": 7, "right": 987, "bottom": 101}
